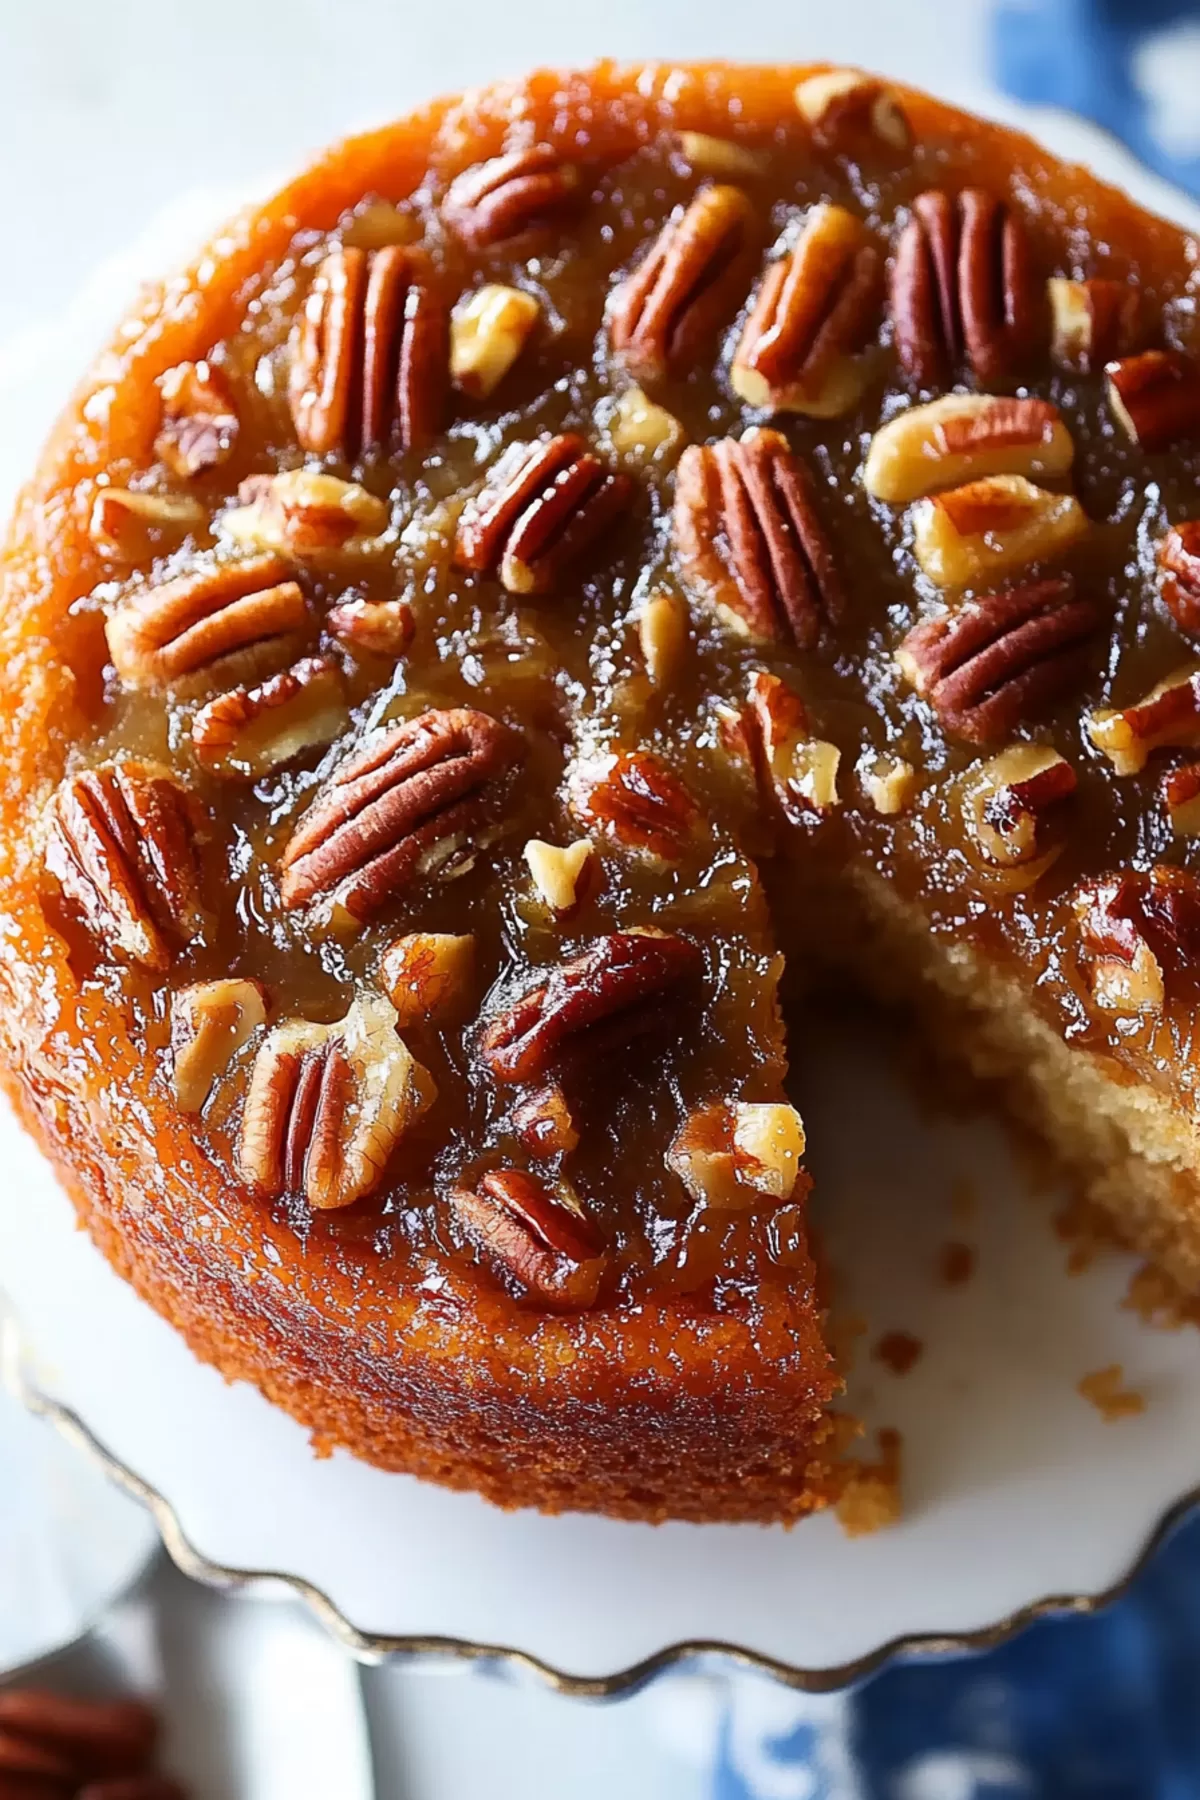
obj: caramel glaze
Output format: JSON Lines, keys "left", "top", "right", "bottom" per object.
{"left": 2, "top": 63, "right": 1198, "bottom": 1519}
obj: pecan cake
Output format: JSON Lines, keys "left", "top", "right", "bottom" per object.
{"left": 3, "top": 62, "right": 1200, "bottom": 1524}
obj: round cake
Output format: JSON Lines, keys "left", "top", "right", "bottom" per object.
{"left": 4, "top": 62, "right": 1200, "bottom": 1524}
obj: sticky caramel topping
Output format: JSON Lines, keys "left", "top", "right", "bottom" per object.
{"left": 39, "top": 77, "right": 1200, "bottom": 1315}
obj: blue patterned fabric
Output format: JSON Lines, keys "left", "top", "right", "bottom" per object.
{"left": 711, "top": 6, "right": 1200, "bottom": 1791}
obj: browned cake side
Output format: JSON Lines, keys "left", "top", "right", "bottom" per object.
{"left": 4, "top": 62, "right": 1200, "bottom": 1523}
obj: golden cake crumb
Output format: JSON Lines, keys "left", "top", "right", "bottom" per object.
{"left": 1078, "top": 1364, "right": 1146, "bottom": 1423}
{"left": 1124, "top": 1262, "right": 1200, "bottom": 1331}
{"left": 873, "top": 1329, "right": 924, "bottom": 1375}
{"left": 836, "top": 1427, "right": 902, "bottom": 1537}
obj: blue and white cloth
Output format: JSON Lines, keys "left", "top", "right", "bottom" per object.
{"left": 714, "top": 6, "right": 1200, "bottom": 1793}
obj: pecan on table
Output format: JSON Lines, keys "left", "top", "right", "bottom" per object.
{"left": 288, "top": 244, "right": 448, "bottom": 457}
{"left": 731, "top": 203, "right": 882, "bottom": 417}
{"left": 896, "top": 575, "right": 1100, "bottom": 743}
{"left": 453, "top": 433, "right": 632, "bottom": 595}
{"left": 155, "top": 358, "right": 239, "bottom": 478}
{"left": 673, "top": 428, "right": 844, "bottom": 650}
{"left": 890, "top": 187, "right": 1039, "bottom": 388}
{"left": 450, "top": 1168, "right": 605, "bottom": 1308}
{"left": 44, "top": 761, "right": 210, "bottom": 969}
{"left": 279, "top": 706, "right": 519, "bottom": 923}
{"left": 567, "top": 749, "right": 699, "bottom": 859}
{"left": 478, "top": 930, "right": 703, "bottom": 1084}
{"left": 443, "top": 145, "right": 582, "bottom": 248}
{"left": 106, "top": 554, "right": 307, "bottom": 689}
{"left": 1160, "top": 522, "right": 1200, "bottom": 635}
{"left": 239, "top": 994, "right": 435, "bottom": 1210}
{"left": 607, "top": 184, "right": 757, "bottom": 385}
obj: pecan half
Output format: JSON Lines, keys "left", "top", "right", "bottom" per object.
{"left": 607, "top": 184, "right": 757, "bottom": 385}
{"left": 239, "top": 993, "right": 435, "bottom": 1210}
{"left": 379, "top": 931, "right": 476, "bottom": 1025}
{"left": 673, "top": 429, "right": 844, "bottom": 649}
{"left": 106, "top": 554, "right": 306, "bottom": 689}
{"left": 478, "top": 930, "right": 703, "bottom": 1084}
{"left": 1159, "top": 523, "right": 1200, "bottom": 635}
{"left": 191, "top": 655, "right": 348, "bottom": 779}
{"left": 896, "top": 575, "right": 1100, "bottom": 743}
{"left": 960, "top": 743, "right": 1076, "bottom": 884}
{"left": 910, "top": 475, "right": 1087, "bottom": 588}
{"left": 279, "top": 706, "right": 518, "bottom": 922}
{"left": 444, "top": 146, "right": 581, "bottom": 248}
{"left": 567, "top": 750, "right": 698, "bottom": 859}
{"left": 1087, "top": 664, "right": 1200, "bottom": 775}
{"left": 171, "top": 977, "right": 267, "bottom": 1111}
{"left": 288, "top": 244, "right": 448, "bottom": 456}
{"left": 1108, "top": 349, "right": 1200, "bottom": 451}
{"left": 1048, "top": 278, "right": 1144, "bottom": 372}
{"left": 747, "top": 669, "right": 841, "bottom": 818}
{"left": 731, "top": 204, "right": 882, "bottom": 417}
{"left": 1074, "top": 867, "right": 1200, "bottom": 1016}
{"left": 450, "top": 1168, "right": 604, "bottom": 1308}
{"left": 794, "top": 69, "right": 911, "bottom": 152}
{"left": 327, "top": 595, "right": 415, "bottom": 656}
{"left": 45, "top": 761, "right": 210, "bottom": 968}
{"left": 155, "top": 358, "right": 239, "bottom": 477}
{"left": 453, "top": 433, "right": 632, "bottom": 595}
{"left": 220, "top": 471, "right": 388, "bottom": 557}
{"left": 0, "top": 1689, "right": 158, "bottom": 1781}
{"left": 890, "top": 188, "right": 1038, "bottom": 388}
{"left": 863, "top": 394, "right": 1073, "bottom": 505}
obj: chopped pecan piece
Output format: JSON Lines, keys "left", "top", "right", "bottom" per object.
{"left": 1048, "top": 278, "right": 1144, "bottom": 372}
{"left": 221, "top": 470, "right": 388, "bottom": 556}
{"left": 859, "top": 751, "right": 916, "bottom": 816}
{"left": 897, "top": 575, "right": 1100, "bottom": 744}
{"left": 524, "top": 838, "right": 594, "bottom": 911}
{"left": 450, "top": 1168, "right": 604, "bottom": 1308}
{"left": 568, "top": 749, "right": 699, "bottom": 860}
{"left": 731, "top": 204, "right": 882, "bottom": 417}
{"left": 191, "top": 655, "right": 348, "bottom": 779}
{"left": 890, "top": 188, "right": 1038, "bottom": 388}
{"left": 450, "top": 283, "right": 541, "bottom": 399}
{"left": 171, "top": 978, "right": 267, "bottom": 1111}
{"left": 327, "top": 595, "right": 415, "bottom": 656}
{"left": 794, "top": 69, "right": 910, "bottom": 151}
{"left": 1073, "top": 867, "right": 1200, "bottom": 1016}
{"left": 863, "top": 394, "right": 1073, "bottom": 505}
{"left": 1162, "top": 762, "right": 1200, "bottom": 837}
{"left": 288, "top": 244, "right": 448, "bottom": 456}
{"left": 89, "top": 487, "right": 207, "bottom": 560}
{"left": 478, "top": 930, "right": 703, "bottom": 1084}
{"left": 607, "top": 184, "right": 757, "bottom": 385}
{"left": 604, "top": 386, "right": 686, "bottom": 469}
{"left": 1087, "top": 664, "right": 1200, "bottom": 775}
{"left": 444, "top": 145, "right": 581, "bottom": 248}
{"left": 44, "top": 761, "right": 209, "bottom": 968}
{"left": 106, "top": 553, "right": 306, "bottom": 689}
{"left": 0, "top": 1688, "right": 159, "bottom": 1780}
{"left": 960, "top": 744, "right": 1076, "bottom": 882}
{"left": 239, "top": 993, "right": 434, "bottom": 1209}
{"left": 747, "top": 669, "right": 841, "bottom": 818}
{"left": 637, "top": 587, "right": 689, "bottom": 686}
{"left": 1159, "top": 523, "right": 1200, "bottom": 635}
{"left": 279, "top": 706, "right": 518, "bottom": 922}
{"left": 380, "top": 931, "right": 476, "bottom": 1025}
{"left": 673, "top": 428, "right": 844, "bottom": 649}
{"left": 678, "top": 132, "right": 770, "bottom": 177}
{"left": 155, "top": 359, "right": 239, "bottom": 477}
{"left": 1107, "top": 350, "right": 1200, "bottom": 450}
{"left": 510, "top": 1081, "right": 579, "bottom": 1157}
{"left": 454, "top": 433, "right": 632, "bottom": 595}
{"left": 910, "top": 474, "right": 1087, "bottom": 588}
{"left": 668, "top": 1099, "right": 806, "bottom": 1208}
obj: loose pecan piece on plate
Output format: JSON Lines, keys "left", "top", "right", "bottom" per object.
{"left": 288, "top": 244, "right": 448, "bottom": 457}
{"left": 608, "top": 184, "right": 757, "bottom": 385}
{"left": 890, "top": 187, "right": 1038, "bottom": 388}
{"left": 155, "top": 358, "right": 239, "bottom": 478}
{"left": 567, "top": 749, "right": 699, "bottom": 859}
{"left": 279, "top": 706, "right": 519, "bottom": 923}
{"left": 896, "top": 574, "right": 1100, "bottom": 743}
{"left": 44, "top": 761, "right": 210, "bottom": 968}
{"left": 106, "top": 553, "right": 307, "bottom": 689}
{"left": 478, "top": 930, "right": 703, "bottom": 1084}
{"left": 673, "top": 428, "right": 844, "bottom": 649}
{"left": 239, "top": 994, "right": 434, "bottom": 1210}
{"left": 443, "top": 145, "right": 582, "bottom": 248}
{"left": 454, "top": 433, "right": 632, "bottom": 595}
{"left": 450, "top": 1168, "right": 605, "bottom": 1309}
{"left": 191, "top": 655, "right": 348, "bottom": 779}
{"left": 731, "top": 203, "right": 882, "bottom": 417}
